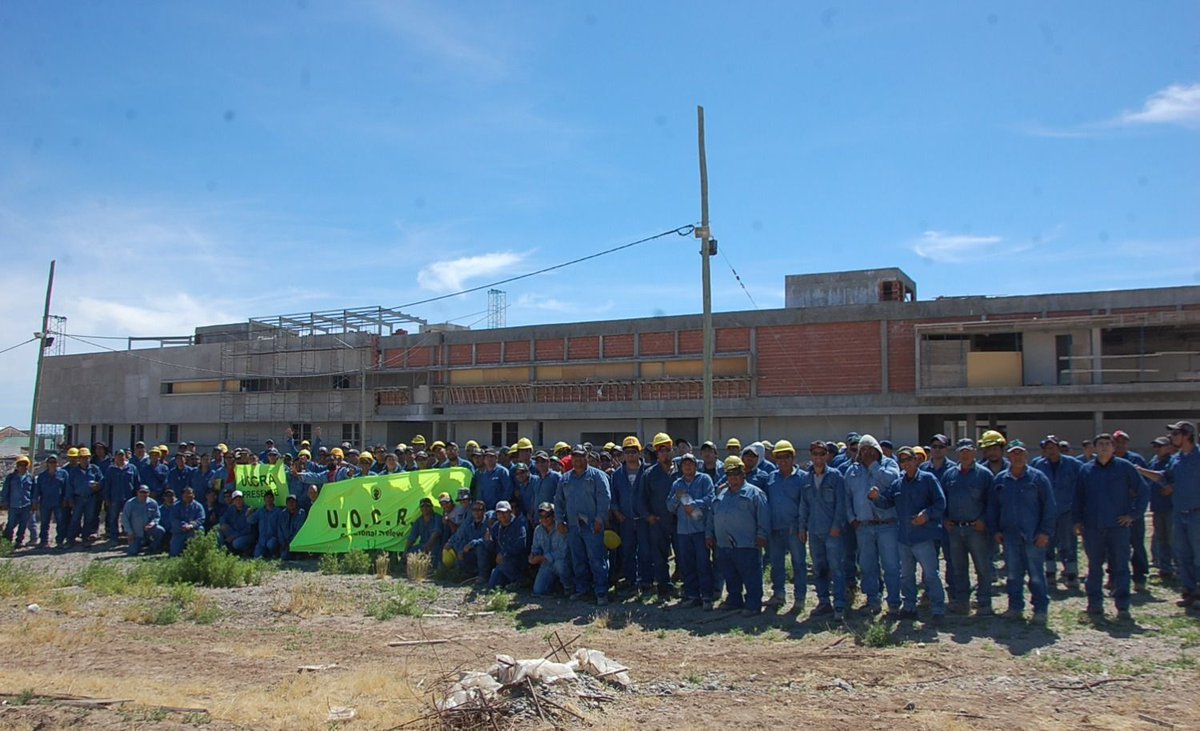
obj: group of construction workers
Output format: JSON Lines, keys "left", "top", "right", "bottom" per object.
{"left": 3, "top": 419, "right": 1197, "bottom": 625}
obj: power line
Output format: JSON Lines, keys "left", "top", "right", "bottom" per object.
{"left": 0, "top": 337, "right": 38, "bottom": 356}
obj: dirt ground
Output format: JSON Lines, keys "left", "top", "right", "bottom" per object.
{"left": 0, "top": 544, "right": 1197, "bottom": 731}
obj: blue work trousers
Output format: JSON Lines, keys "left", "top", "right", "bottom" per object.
{"left": 646, "top": 518, "right": 674, "bottom": 589}
{"left": 169, "top": 528, "right": 203, "bottom": 557}
{"left": 716, "top": 546, "right": 763, "bottom": 610}
{"left": 900, "top": 540, "right": 945, "bottom": 614}
{"left": 3, "top": 506, "right": 32, "bottom": 545}
{"left": 37, "top": 505, "right": 66, "bottom": 546}
{"left": 1176, "top": 510, "right": 1200, "bottom": 593}
{"left": 809, "top": 533, "right": 846, "bottom": 610}
{"left": 946, "top": 524, "right": 992, "bottom": 607}
{"left": 1045, "top": 511, "right": 1078, "bottom": 578}
{"left": 1003, "top": 535, "right": 1049, "bottom": 613}
{"left": 1085, "top": 526, "right": 1132, "bottom": 611}
{"left": 676, "top": 531, "right": 713, "bottom": 601}
{"left": 1130, "top": 515, "right": 1149, "bottom": 582}
{"left": 127, "top": 526, "right": 165, "bottom": 556}
{"left": 618, "top": 518, "right": 651, "bottom": 588}
{"left": 1152, "top": 508, "right": 1174, "bottom": 574}
{"left": 767, "top": 529, "right": 806, "bottom": 604}
{"left": 856, "top": 522, "right": 900, "bottom": 609}
{"left": 568, "top": 525, "right": 609, "bottom": 597}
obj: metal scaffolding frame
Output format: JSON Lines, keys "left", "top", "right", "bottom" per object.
{"left": 249, "top": 306, "right": 427, "bottom": 337}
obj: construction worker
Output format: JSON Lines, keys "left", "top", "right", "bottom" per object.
{"left": 529, "top": 502, "right": 570, "bottom": 596}
{"left": 1075, "top": 433, "right": 1148, "bottom": 621}
{"left": 725, "top": 438, "right": 742, "bottom": 460}
{"left": 667, "top": 453, "right": 716, "bottom": 609}
{"left": 170, "top": 486, "right": 206, "bottom": 556}
{"left": 1137, "top": 421, "right": 1199, "bottom": 611}
{"left": 2, "top": 456, "right": 35, "bottom": 547}
{"left": 121, "top": 485, "right": 164, "bottom": 556}
{"left": 555, "top": 445, "right": 613, "bottom": 604}
{"left": 486, "top": 500, "right": 528, "bottom": 590}
{"left": 32, "top": 454, "right": 68, "bottom": 549}
{"left": 707, "top": 455, "right": 769, "bottom": 616}
{"left": 764, "top": 440, "right": 806, "bottom": 612}
{"left": 1112, "top": 430, "right": 1151, "bottom": 592}
{"left": 941, "top": 438, "right": 994, "bottom": 615}
{"left": 979, "top": 430, "right": 1010, "bottom": 476}
{"left": 476, "top": 448, "right": 514, "bottom": 510}
{"left": 798, "top": 441, "right": 848, "bottom": 620}
{"left": 1147, "top": 436, "right": 1176, "bottom": 581}
{"left": 989, "top": 440, "right": 1055, "bottom": 624}
{"left": 641, "top": 432, "right": 678, "bottom": 600}
{"left": 611, "top": 436, "right": 649, "bottom": 592}
{"left": 278, "top": 494, "right": 307, "bottom": 560}
{"left": 102, "top": 449, "right": 141, "bottom": 543}
{"left": 843, "top": 434, "right": 902, "bottom": 615}
{"left": 1031, "top": 436, "right": 1083, "bottom": 588}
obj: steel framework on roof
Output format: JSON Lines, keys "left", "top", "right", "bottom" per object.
{"left": 249, "top": 306, "right": 427, "bottom": 337}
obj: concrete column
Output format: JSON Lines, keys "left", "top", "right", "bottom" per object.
{"left": 1090, "top": 327, "right": 1103, "bottom": 385}
{"left": 966, "top": 413, "right": 977, "bottom": 439}
{"left": 1093, "top": 410, "right": 1104, "bottom": 436}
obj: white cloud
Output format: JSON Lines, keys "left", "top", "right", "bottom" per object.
{"left": 361, "top": 0, "right": 509, "bottom": 81}
{"left": 416, "top": 251, "right": 529, "bottom": 293}
{"left": 912, "top": 230, "right": 1005, "bottom": 262}
{"left": 514, "top": 293, "right": 613, "bottom": 315}
{"left": 1114, "top": 83, "right": 1200, "bottom": 128}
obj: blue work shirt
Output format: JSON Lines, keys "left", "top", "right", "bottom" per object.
{"left": 449, "top": 516, "right": 489, "bottom": 553}
{"left": 33, "top": 469, "right": 68, "bottom": 506}
{"left": 172, "top": 500, "right": 206, "bottom": 533}
{"left": 102, "top": 463, "right": 141, "bottom": 506}
{"left": 940, "top": 462, "right": 993, "bottom": 523}
{"left": 641, "top": 462, "right": 676, "bottom": 521}
{"left": 534, "top": 470, "right": 560, "bottom": 515}
{"left": 666, "top": 472, "right": 715, "bottom": 536}
{"left": 2, "top": 472, "right": 34, "bottom": 509}
{"left": 220, "top": 505, "right": 252, "bottom": 540}
{"left": 706, "top": 483, "right": 769, "bottom": 548}
{"left": 872, "top": 470, "right": 946, "bottom": 545}
{"left": 250, "top": 505, "right": 283, "bottom": 542}
{"left": 765, "top": 467, "right": 806, "bottom": 535}
{"left": 919, "top": 457, "right": 957, "bottom": 484}
{"left": 137, "top": 460, "right": 167, "bottom": 497}
{"left": 1164, "top": 448, "right": 1200, "bottom": 514}
{"left": 489, "top": 514, "right": 528, "bottom": 564}
{"left": 166, "top": 465, "right": 195, "bottom": 498}
{"left": 1075, "top": 456, "right": 1148, "bottom": 529}
{"left": 65, "top": 464, "right": 100, "bottom": 503}
{"left": 1147, "top": 454, "right": 1173, "bottom": 513}
{"left": 554, "top": 466, "right": 612, "bottom": 529}
{"left": 842, "top": 460, "right": 901, "bottom": 523}
{"left": 610, "top": 464, "right": 646, "bottom": 519}
{"left": 406, "top": 513, "right": 443, "bottom": 551}
{"left": 121, "top": 496, "right": 161, "bottom": 538}
{"left": 988, "top": 467, "right": 1055, "bottom": 539}
{"left": 277, "top": 507, "right": 306, "bottom": 546}
{"left": 1030, "top": 455, "right": 1083, "bottom": 516}
{"left": 531, "top": 522, "right": 570, "bottom": 575}
{"left": 476, "top": 466, "right": 514, "bottom": 510}
{"left": 798, "top": 467, "right": 847, "bottom": 536}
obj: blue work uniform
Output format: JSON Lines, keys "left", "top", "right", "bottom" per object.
{"left": 555, "top": 465, "right": 613, "bottom": 598}
{"left": 219, "top": 505, "right": 253, "bottom": 554}
{"left": 487, "top": 515, "right": 528, "bottom": 589}
{"left": 798, "top": 467, "right": 848, "bottom": 611}
{"left": 640, "top": 462, "right": 677, "bottom": 590}
{"left": 121, "top": 496, "right": 164, "bottom": 555}
{"left": 940, "top": 462, "right": 994, "bottom": 608}
{"left": 170, "top": 499, "right": 206, "bottom": 556}
{"left": 33, "top": 468, "right": 68, "bottom": 547}
{"left": 102, "top": 463, "right": 141, "bottom": 541}
{"left": 610, "top": 463, "right": 651, "bottom": 589}
{"left": 989, "top": 466, "right": 1056, "bottom": 614}
{"left": 764, "top": 466, "right": 806, "bottom": 604}
{"left": 843, "top": 459, "right": 902, "bottom": 610}
{"left": 476, "top": 466, "right": 514, "bottom": 511}
{"left": 250, "top": 505, "right": 284, "bottom": 558}
{"left": 667, "top": 471, "right": 715, "bottom": 602}
{"left": 2, "top": 471, "right": 34, "bottom": 545}
{"left": 1075, "top": 456, "right": 1148, "bottom": 611}
{"left": 1031, "top": 454, "right": 1083, "bottom": 581}
{"left": 531, "top": 521, "right": 571, "bottom": 595}
{"left": 1161, "top": 448, "right": 1200, "bottom": 595}
{"left": 873, "top": 470, "right": 947, "bottom": 615}
{"left": 277, "top": 506, "right": 307, "bottom": 559}
{"left": 707, "top": 483, "right": 769, "bottom": 611}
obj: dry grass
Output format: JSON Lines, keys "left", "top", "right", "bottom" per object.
{"left": 405, "top": 552, "right": 431, "bottom": 583}
{"left": 375, "top": 552, "right": 392, "bottom": 580}
{"left": 271, "top": 581, "right": 354, "bottom": 617}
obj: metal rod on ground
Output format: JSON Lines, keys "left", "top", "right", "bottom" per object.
{"left": 28, "top": 260, "right": 56, "bottom": 460}
{"left": 697, "top": 106, "right": 714, "bottom": 443}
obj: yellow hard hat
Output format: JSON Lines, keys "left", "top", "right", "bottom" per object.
{"left": 979, "top": 430, "right": 1007, "bottom": 449}
{"left": 78, "top": 447, "right": 92, "bottom": 457}
{"left": 330, "top": 447, "right": 345, "bottom": 458}
{"left": 603, "top": 530, "right": 621, "bottom": 550}
{"left": 441, "top": 546, "right": 457, "bottom": 568}
{"left": 726, "top": 438, "right": 741, "bottom": 449}
{"left": 412, "top": 435, "right": 427, "bottom": 446}
{"left": 554, "top": 441, "right": 571, "bottom": 454}
{"left": 297, "top": 449, "right": 311, "bottom": 458}
{"left": 622, "top": 436, "right": 642, "bottom": 451}
{"left": 465, "top": 440, "right": 479, "bottom": 450}
{"left": 66, "top": 447, "right": 80, "bottom": 458}
{"left": 603, "top": 442, "right": 616, "bottom": 451}
{"left": 515, "top": 437, "right": 533, "bottom": 451}
{"left": 723, "top": 455, "right": 745, "bottom": 472}
{"left": 215, "top": 443, "right": 229, "bottom": 453}
{"left": 652, "top": 432, "right": 673, "bottom": 449}
{"left": 358, "top": 453, "right": 374, "bottom": 464}
{"left": 431, "top": 440, "right": 446, "bottom": 450}
{"left": 772, "top": 439, "right": 796, "bottom": 456}
{"left": 16, "top": 455, "right": 31, "bottom": 466}
{"left": 158, "top": 445, "right": 170, "bottom": 455}
{"left": 149, "top": 446, "right": 162, "bottom": 456}
{"left": 912, "top": 446, "right": 928, "bottom": 460}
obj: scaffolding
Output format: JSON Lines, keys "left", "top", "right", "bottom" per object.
{"left": 487, "top": 289, "right": 506, "bottom": 329}
{"left": 217, "top": 306, "right": 425, "bottom": 444}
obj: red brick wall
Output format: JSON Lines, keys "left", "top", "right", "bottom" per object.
{"left": 476, "top": 342, "right": 501, "bottom": 365}
{"left": 536, "top": 338, "right": 565, "bottom": 361}
{"left": 568, "top": 336, "right": 600, "bottom": 360}
{"left": 678, "top": 330, "right": 702, "bottom": 354}
{"left": 385, "top": 346, "right": 435, "bottom": 369}
{"left": 640, "top": 331, "right": 675, "bottom": 357}
{"left": 504, "top": 340, "right": 531, "bottom": 363}
{"left": 887, "top": 320, "right": 916, "bottom": 393}
{"left": 756, "top": 322, "right": 881, "bottom": 396}
{"left": 717, "top": 327, "right": 751, "bottom": 352}
{"left": 448, "top": 344, "right": 472, "bottom": 366}
{"left": 603, "top": 334, "right": 634, "bottom": 358}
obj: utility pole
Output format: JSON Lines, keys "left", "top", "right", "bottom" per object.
{"left": 696, "top": 106, "right": 714, "bottom": 443}
{"left": 28, "top": 260, "right": 56, "bottom": 460}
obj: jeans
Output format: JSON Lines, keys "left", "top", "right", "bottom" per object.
{"left": 1152, "top": 508, "right": 1175, "bottom": 574}
{"left": 1084, "top": 525, "right": 1132, "bottom": 610}
{"left": 767, "top": 529, "right": 806, "bottom": 604}
{"left": 676, "top": 531, "right": 714, "bottom": 601}
{"left": 716, "top": 546, "right": 763, "bottom": 610}
{"left": 37, "top": 505, "right": 66, "bottom": 546}
{"left": 170, "top": 528, "right": 203, "bottom": 557}
{"left": 488, "top": 559, "right": 523, "bottom": 590}
{"left": 126, "top": 526, "right": 165, "bottom": 556}
{"left": 461, "top": 544, "right": 492, "bottom": 578}
{"left": 618, "top": 518, "right": 652, "bottom": 587}
{"left": 224, "top": 533, "right": 254, "bottom": 554}
{"left": 1173, "top": 510, "right": 1200, "bottom": 594}
{"left": 1130, "top": 515, "right": 1149, "bottom": 582}
{"left": 842, "top": 522, "right": 858, "bottom": 587}
{"left": 646, "top": 518, "right": 674, "bottom": 589}
{"left": 856, "top": 522, "right": 901, "bottom": 609}
{"left": 105, "top": 499, "right": 123, "bottom": 541}
{"left": 255, "top": 535, "right": 281, "bottom": 559}
{"left": 946, "top": 524, "right": 992, "bottom": 607}
{"left": 1045, "top": 511, "right": 1078, "bottom": 578}
{"left": 1003, "top": 535, "right": 1049, "bottom": 613}
{"left": 83, "top": 493, "right": 102, "bottom": 538}
{"left": 809, "top": 532, "right": 846, "bottom": 610}
{"left": 568, "top": 526, "right": 609, "bottom": 597}
{"left": 900, "top": 540, "right": 946, "bottom": 614}
{"left": 3, "top": 506, "right": 32, "bottom": 545}
{"left": 533, "top": 560, "right": 568, "bottom": 595}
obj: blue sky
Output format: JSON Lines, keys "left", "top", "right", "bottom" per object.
{"left": 1, "top": 1, "right": 1198, "bottom": 428}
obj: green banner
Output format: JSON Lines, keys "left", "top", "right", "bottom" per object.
{"left": 235, "top": 462, "right": 289, "bottom": 508}
{"left": 288, "top": 467, "right": 472, "bottom": 553}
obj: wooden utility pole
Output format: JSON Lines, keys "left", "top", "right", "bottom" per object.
{"left": 697, "top": 107, "right": 714, "bottom": 443}
{"left": 28, "top": 260, "right": 56, "bottom": 460}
